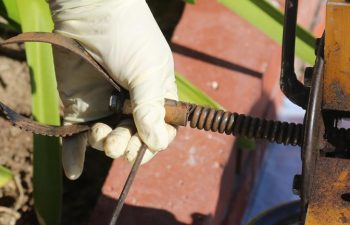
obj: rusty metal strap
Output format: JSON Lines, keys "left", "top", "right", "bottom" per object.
{"left": 0, "top": 32, "right": 349, "bottom": 153}
{"left": 0, "top": 32, "right": 305, "bottom": 142}
{"left": 1, "top": 32, "right": 121, "bottom": 91}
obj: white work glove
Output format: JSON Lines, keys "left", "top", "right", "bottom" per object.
{"left": 49, "top": 0, "right": 178, "bottom": 180}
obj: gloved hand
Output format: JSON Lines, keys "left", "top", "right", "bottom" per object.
{"left": 48, "top": 0, "right": 178, "bottom": 180}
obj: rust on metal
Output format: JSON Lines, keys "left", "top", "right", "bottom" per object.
{"left": 0, "top": 94, "right": 307, "bottom": 145}
{"left": 0, "top": 101, "right": 90, "bottom": 137}
{"left": 305, "top": 157, "right": 350, "bottom": 225}
{"left": 0, "top": 32, "right": 348, "bottom": 151}
{"left": 187, "top": 103, "right": 303, "bottom": 145}
{"left": 164, "top": 99, "right": 190, "bottom": 127}
{"left": 0, "top": 32, "right": 308, "bottom": 145}
{"left": 0, "top": 32, "right": 121, "bottom": 91}
{"left": 323, "top": 0, "right": 350, "bottom": 111}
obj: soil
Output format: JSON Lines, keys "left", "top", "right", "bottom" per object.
{"left": 0, "top": 38, "right": 36, "bottom": 225}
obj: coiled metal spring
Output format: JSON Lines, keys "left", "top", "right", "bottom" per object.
{"left": 188, "top": 105, "right": 304, "bottom": 146}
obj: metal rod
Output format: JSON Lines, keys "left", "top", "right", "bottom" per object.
{"left": 301, "top": 34, "right": 325, "bottom": 222}
{"left": 109, "top": 144, "right": 147, "bottom": 225}
{"left": 280, "top": 0, "right": 309, "bottom": 108}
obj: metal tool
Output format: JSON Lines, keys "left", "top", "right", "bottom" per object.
{"left": 1, "top": 1, "right": 350, "bottom": 222}
{"left": 280, "top": 0, "right": 350, "bottom": 224}
{"left": 109, "top": 144, "right": 147, "bottom": 225}
{"left": 0, "top": 32, "right": 347, "bottom": 147}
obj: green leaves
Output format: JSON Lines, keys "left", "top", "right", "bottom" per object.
{"left": 218, "top": 0, "right": 316, "bottom": 65}
{"left": 183, "top": 0, "right": 196, "bottom": 4}
{"left": 0, "top": 0, "right": 21, "bottom": 31}
{"left": 0, "top": 165, "right": 13, "bottom": 188}
{"left": 10, "top": 1, "right": 62, "bottom": 225}
{"left": 176, "top": 73, "right": 222, "bottom": 109}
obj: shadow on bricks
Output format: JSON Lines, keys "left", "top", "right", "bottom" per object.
{"left": 90, "top": 195, "right": 208, "bottom": 225}
{"left": 216, "top": 92, "right": 277, "bottom": 225}
{"left": 88, "top": 91, "right": 277, "bottom": 225}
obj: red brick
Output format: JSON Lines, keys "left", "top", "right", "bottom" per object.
{"left": 90, "top": 0, "right": 285, "bottom": 224}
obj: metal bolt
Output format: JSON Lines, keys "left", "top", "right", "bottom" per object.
{"left": 109, "top": 93, "right": 126, "bottom": 114}
{"left": 109, "top": 95, "right": 118, "bottom": 111}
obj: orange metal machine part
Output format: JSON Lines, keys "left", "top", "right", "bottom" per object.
{"left": 306, "top": 1, "right": 350, "bottom": 224}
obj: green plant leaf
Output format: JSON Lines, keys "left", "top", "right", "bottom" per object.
{"left": 176, "top": 72, "right": 222, "bottom": 109}
{"left": 0, "top": 165, "right": 13, "bottom": 188}
{"left": 184, "top": 0, "right": 196, "bottom": 4}
{"left": 15, "top": 1, "right": 61, "bottom": 225}
{"left": 0, "top": 0, "right": 21, "bottom": 32}
{"left": 218, "top": 0, "right": 316, "bottom": 65}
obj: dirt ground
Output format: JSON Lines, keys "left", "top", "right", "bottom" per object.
{"left": 0, "top": 41, "right": 36, "bottom": 225}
